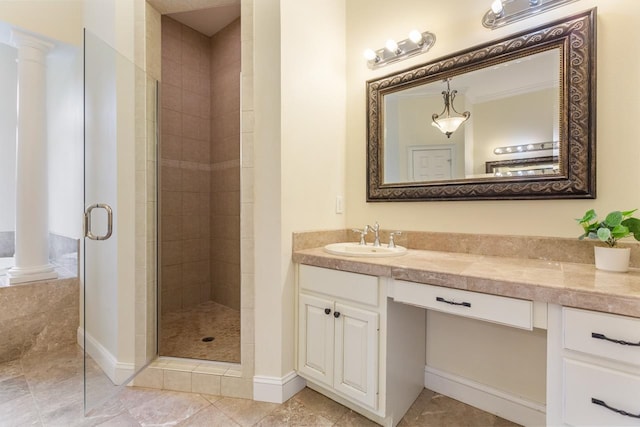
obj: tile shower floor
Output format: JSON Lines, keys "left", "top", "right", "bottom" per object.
{"left": 0, "top": 343, "right": 520, "bottom": 427}
{"left": 160, "top": 300, "right": 241, "bottom": 362}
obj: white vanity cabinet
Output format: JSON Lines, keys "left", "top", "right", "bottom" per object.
{"left": 548, "top": 305, "right": 640, "bottom": 426}
{"left": 296, "top": 264, "right": 426, "bottom": 427}
{"left": 298, "top": 292, "right": 379, "bottom": 408}
{"left": 297, "top": 265, "right": 380, "bottom": 409}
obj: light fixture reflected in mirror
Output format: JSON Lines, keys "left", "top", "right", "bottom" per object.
{"left": 431, "top": 78, "right": 470, "bottom": 138}
{"left": 363, "top": 30, "right": 436, "bottom": 69}
{"left": 493, "top": 141, "right": 559, "bottom": 155}
{"left": 483, "top": 0, "right": 579, "bottom": 29}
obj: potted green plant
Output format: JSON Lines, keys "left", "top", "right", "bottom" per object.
{"left": 576, "top": 209, "right": 640, "bottom": 272}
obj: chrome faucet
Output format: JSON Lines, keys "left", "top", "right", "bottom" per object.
{"left": 388, "top": 231, "right": 402, "bottom": 248}
{"left": 352, "top": 225, "right": 369, "bottom": 245}
{"left": 368, "top": 222, "right": 381, "bottom": 247}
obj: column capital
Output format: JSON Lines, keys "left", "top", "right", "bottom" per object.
{"left": 10, "top": 30, "right": 54, "bottom": 61}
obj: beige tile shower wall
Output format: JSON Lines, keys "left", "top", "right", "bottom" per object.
{"left": 210, "top": 19, "right": 241, "bottom": 311}
{"left": 161, "top": 16, "right": 212, "bottom": 313}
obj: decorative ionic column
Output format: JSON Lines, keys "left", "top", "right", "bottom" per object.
{"left": 7, "top": 31, "right": 57, "bottom": 285}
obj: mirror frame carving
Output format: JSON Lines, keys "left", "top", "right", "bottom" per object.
{"left": 366, "top": 9, "right": 596, "bottom": 201}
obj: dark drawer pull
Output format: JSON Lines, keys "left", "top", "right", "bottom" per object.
{"left": 592, "top": 398, "right": 640, "bottom": 419}
{"left": 436, "top": 297, "right": 471, "bottom": 308}
{"left": 591, "top": 332, "right": 640, "bottom": 347}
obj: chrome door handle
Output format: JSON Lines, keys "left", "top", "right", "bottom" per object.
{"left": 84, "top": 203, "right": 113, "bottom": 241}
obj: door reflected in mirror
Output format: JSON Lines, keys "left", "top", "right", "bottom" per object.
{"left": 383, "top": 49, "right": 560, "bottom": 184}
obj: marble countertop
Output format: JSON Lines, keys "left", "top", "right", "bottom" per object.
{"left": 293, "top": 247, "right": 640, "bottom": 318}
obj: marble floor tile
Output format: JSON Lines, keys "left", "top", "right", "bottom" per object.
{"left": 333, "top": 409, "right": 381, "bottom": 427}
{"left": 175, "top": 405, "right": 240, "bottom": 426}
{"left": 94, "top": 412, "right": 141, "bottom": 427}
{"left": 397, "top": 389, "right": 519, "bottom": 427}
{"left": 0, "top": 393, "right": 42, "bottom": 427}
{"left": 97, "top": 387, "right": 167, "bottom": 415}
{"left": 0, "top": 375, "right": 31, "bottom": 405}
{"left": 127, "top": 390, "right": 210, "bottom": 426}
{"left": 30, "top": 373, "right": 84, "bottom": 417}
{"left": 254, "top": 398, "right": 333, "bottom": 427}
{"left": 2, "top": 343, "right": 522, "bottom": 427}
{"left": 288, "top": 387, "right": 349, "bottom": 423}
{"left": 160, "top": 300, "right": 240, "bottom": 362}
{"left": 212, "top": 396, "right": 279, "bottom": 426}
{"left": 200, "top": 393, "right": 225, "bottom": 405}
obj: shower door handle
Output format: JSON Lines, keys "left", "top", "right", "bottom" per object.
{"left": 84, "top": 203, "right": 113, "bottom": 241}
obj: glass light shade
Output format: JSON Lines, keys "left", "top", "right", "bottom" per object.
{"left": 408, "top": 30, "right": 423, "bottom": 44}
{"left": 491, "top": 0, "right": 504, "bottom": 14}
{"left": 385, "top": 39, "right": 399, "bottom": 53}
{"left": 363, "top": 49, "right": 377, "bottom": 61}
{"left": 431, "top": 117, "right": 466, "bottom": 135}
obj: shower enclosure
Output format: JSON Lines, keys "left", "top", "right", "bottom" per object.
{"left": 158, "top": 12, "right": 241, "bottom": 364}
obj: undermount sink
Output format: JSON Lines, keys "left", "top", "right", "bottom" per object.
{"left": 323, "top": 242, "right": 408, "bottom": 258}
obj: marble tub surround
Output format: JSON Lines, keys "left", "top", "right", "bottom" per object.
{"left": 0, "top": 275, "right": 78, "bottom": 363}
{"left": 0, "top": 232, "right": 79, "bottom": 277}
{"left": 292, "top": 231, "right": 640, "bottom": 318}
{"left": 49, "top": 233, "right": 79, "bottom": 277}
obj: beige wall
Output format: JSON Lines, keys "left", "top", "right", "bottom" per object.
{"left": 254, "top": 0, "right": 347, "bottom": 378}
{"left": 0, "top": 0, "right": 82, "bottom": 45}
{"left": 343, "top": 0, "right": 640, "bottom": 404}
{"left": 210, "top": 18, "right": 241, "bottom": 311}
{"left": 346, "top": 0, "right": 640, "bottom": 237}
{"left": 473, "top": 88, "right": 557, "bottom": 175}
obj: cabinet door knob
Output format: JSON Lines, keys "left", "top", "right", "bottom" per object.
{"left": 324, "top": 308, "right": 331, "bottom": 315}
{"left": 334, "top": 311, "right": 341, "bottom": 318}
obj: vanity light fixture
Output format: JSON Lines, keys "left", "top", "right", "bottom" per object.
{"left": 482, "top": 0, "right": 579, "bottom": 29}
{"left": 431, "top": 78, "right": 470, "bottom": 138}
{"left": 493, "top": 141, "right": 559, "bottom": 155}
{"left": 363, "top": 30, "right": 436, "bottom": 69}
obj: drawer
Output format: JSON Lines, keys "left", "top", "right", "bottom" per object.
{"left": 299, "top": 265, "right": 378, "bottom": 307}
{"left": 564, "top": 358, "right": 640, "bottom": 426}
{"left": 393, "top": 280, "right": 532, "bottom": 330}
{"left": 564, "top": 308, "right": 640, "bottom": 367}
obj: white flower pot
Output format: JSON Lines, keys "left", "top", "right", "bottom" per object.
{"left": 594, "top": 246, "right": 631, "bottom": 272}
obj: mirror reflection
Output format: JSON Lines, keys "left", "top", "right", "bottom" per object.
{"left": 383, "top": 48, "right": 560, "bottom": 184}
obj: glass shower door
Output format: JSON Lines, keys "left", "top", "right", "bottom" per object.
{"left": 83, "top": 29, "right": 157, "bottom": 413}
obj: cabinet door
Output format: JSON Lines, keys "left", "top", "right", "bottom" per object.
{"left": 333, "top": 303, "right": 379, "bottom": 410}
{"left": 298, "top": 294, "right": 334, "bottom": 386}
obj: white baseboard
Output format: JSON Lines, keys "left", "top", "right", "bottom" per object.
{"left": 425, "top": 366, "right": 546, "bottom": 427}
{"left": 253, "top": 371, "right": 306, "bottom": 403}
{"left": 77, "top": 327, "right": 134, "bottom": 385}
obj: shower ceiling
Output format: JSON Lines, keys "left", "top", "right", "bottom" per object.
{"left": 148, "top": 0, "right": 240, "bottom": 37}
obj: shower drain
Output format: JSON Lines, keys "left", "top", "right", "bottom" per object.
{"left": 202, "top": 336, "right": 215, "bottom": 342}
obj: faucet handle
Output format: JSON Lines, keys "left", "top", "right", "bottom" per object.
{"left": 388, "top": 231, "right": 402, "bottom": 248}
{"left": 351, "top": 226, "right": 369, "bottom": 245}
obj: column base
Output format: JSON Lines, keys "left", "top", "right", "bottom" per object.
{"left": 7, "top": 264, "right": 58, "bottom": 284}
